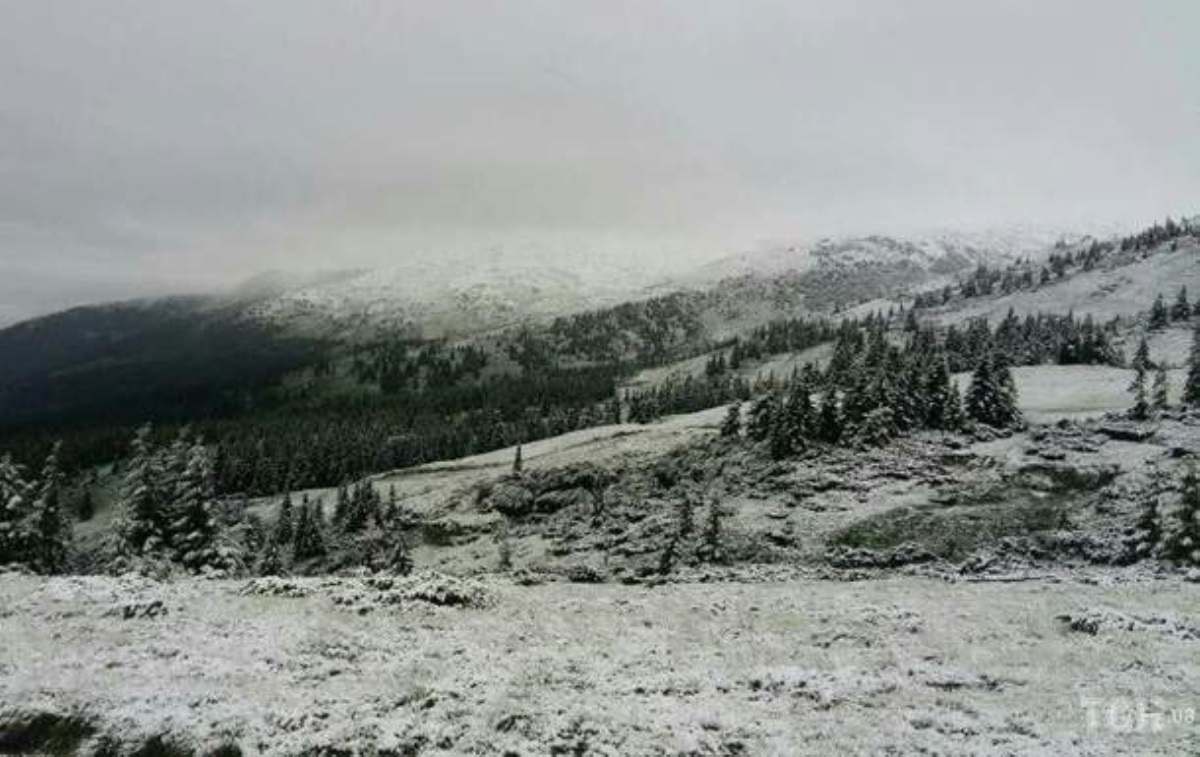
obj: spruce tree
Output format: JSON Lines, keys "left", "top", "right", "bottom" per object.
{"left": 1163, "top": 464, "right": 1200, "bottom": 565}
{"left": 1149, "top": 293, "right": 1169, "bottom": 329}
{"left": 1128, "top": 338, "right": 1151, "bottom": 420}
{"left": 816, "top": 390, "right": 843, "bottom": 443}
{"left": 116, "top": 424, "right": 169, "bottom": 557}
{"left": 720, "top": 404, "right": 742, "bottom": 438}
{"left": 854, "top": 405, "right": 896, "bottom": 446}
{"left": 292, "top": 502, "right": 327, "bottom": 562}
{"left": 944, "top": 382, "right": 967, "bottom": 431}
{"left": 1152, "top": 365, "right": 1170, "bottom": 412}
{"left": 171, "top": 443, "right": 221, "bottom": 572}
{"left": 257, "top": 539, "right": 284, "bottom": 576}
{"left": 0, "top": 455, "right": 33, "bottom": 567}
{"left": 747, "top": 394, "right": 777, "bottom": 442}
{"left": 924, "top": 358, "right": 960, "bottom": 430}
{"left": 273, "top": 492, "right": 295, "bottom": 546}
{"left": 782, "top": 379, "right": 814, "bottom": 452}
{"left": 1127, "top": 467, "right": 1166, "bottom": 561}
{"left": 698, "top": 499, "right": 727, "bottom": 564}
{"left": 1172, "top": 286, "right": 1191, "bottom": 321}
{"left": 1184, "top": 321, "right": 1200, "bottom": 406}
{"left": 768, "top": 413, "right": 793, "bottom": 459}
{"left": 29, "top": 443, "right": 70, "bottom": 573}
{"left": 966, "top": 352, "right": 1021, "bottom": 428}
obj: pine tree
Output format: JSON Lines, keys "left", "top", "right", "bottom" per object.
{"left": 388, "top": 536, "right": 414, "bottom": 575}
{"left": 116, "top": 424, "right": 169, "bottom": 557}
{"left": 257, "top": 539, "right": 284, "bottom": 575}
{"left": 292, "top": 502, "right": 327, "bottom": 562}
{"left": 816, "top": 390, "right": 843, "bottom": 444}
{"left": 1127, "top": 467, "right": 1166, "bottom": 561}
{"left": 768, "top": 414, "right": 793, "bottom": 459}
{"left": 29, "top": 443, "right": 70, "bottom": 573}
{"left": 1152, "top": 365, "right": 1170, "bottom": 412}
{"left": 966, "top": 352, "right": 1021, "bottom": 428}
{"left": 1132, "top": 337, "right": 1153, "bottom": 372}
{"left": 782, "top": 379, "right": 814, "bottom": 451}
{"left": 1171, "top": 286, "right": 1191, "bottom": 321}
{"left": 1149, "top": 293, "right": 1169, "bottom": 329}
{"left": 720, "top": 404, "right": 742, "bottom": 438}
{"left": 1163, "top": 464, "right": 1200, "bottom": 565}
{"left": 923, "top": 358, "right": 961, "bottom": 430}
{"left": 698, "top": 498, "right": 727, "bottom": 564}
{"left": 854, "top": 405, "right": 898, "bottom": 447}
{"left": 170, "top": 443, "right": 222, "bottom": 571}
{"left": 273, "top": 492, "right": 295, "bottom": 546}
{"left": 944, "top": 383, "right": 967, "bottom": 431}
{"left": 747, "top": 394, "right": 777, "bottom": 442}
{"left": 0, "top": 455, "right": 33, "bottom": 567}
{"left": 1128, "top": 338, "right": 1151, "bottom": 420}
{"left": 1184, "top": 321, "right": 1200, "bottom": 406}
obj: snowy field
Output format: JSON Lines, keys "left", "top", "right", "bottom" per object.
{"left": 955, "top": 364, "right": 1187, "bottom": 423}
{"left": 938, "top": 240, "right": 1200, "bottom": 324}
{"left": 2, "top": 571, "right": 1197, "bottom": 756}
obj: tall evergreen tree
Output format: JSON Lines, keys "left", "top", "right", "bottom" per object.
{"left": 292, "top": 502, "right": 327, "bottom": 562}
{"left": 746, "top": 394, "right": 777, "bottom": 442}
{"left": 1129, "top": 338, "right": 1151, "bottom": 420}
{"left": 768, "top": 412, "right": 794, "bottom": 459}
{"left": 720, "top": 404, "right": 742, "bottom": 438}
{"left": 1149, "top": 293, "right": 1169, "bottom": 329}
{"left": 924, "top": 358, "right": 962, "bottom": 430}
{"left": 116, "top": 425, "right": 169, "bottom": 557}
{"left": 816, "top": 390, "right": 843, "bottom": 444}
{"left": 29, "top": 442, "right": 70, "bottom": 573}
{"left": 965, "top": 352, "right": 1021, "bottom": 428}
{"left": 1152, "top": 365, "right": 1170, "bottom": 412}
{"left": 1127, "top": 467, "right": 1167, "bottom": 561}
{"left": 1172, "top": 286, "right": 1191, "bottom": 321}
{"left": 782, "top": 379, "right": 814, "bottom": 451}
{"left": 1163, "top": 464, "right": 1200, "bottom": 565}
{"left": 0, "top": 455, "right": 33, "bottom": 567}
{"left": 273, "top": 491, "right": 295, "bottom": 546}
{"left": 171, "top": 443, "right": 222, "bottom": 571}
{"left": 854, "top": 406, "right": 898, "bottom": 447}
{"left": 1184, "top": 321, "right": 1200, "bottom": 406}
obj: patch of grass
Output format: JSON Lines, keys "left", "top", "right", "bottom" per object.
{"left": 830, "top": 496, "right": 1071, "bottom": 560}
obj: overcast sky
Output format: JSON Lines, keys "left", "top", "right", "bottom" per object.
{"left": 1, "top": 1, "right": 1198, "bottom": 323}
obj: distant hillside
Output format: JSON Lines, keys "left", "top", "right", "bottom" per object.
{"left": 0, "top": 297, "right": 325, "bottom": 428}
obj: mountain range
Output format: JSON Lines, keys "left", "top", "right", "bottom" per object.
{"left": 0, "top": 220, "right": 1193, "bottom": 437}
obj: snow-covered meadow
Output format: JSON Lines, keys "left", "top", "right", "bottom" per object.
{"left": 2, "top": 569, "right": 1197, "bottom": 756}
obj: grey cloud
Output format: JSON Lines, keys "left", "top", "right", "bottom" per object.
{"left": 1, "top": 0, "right": 1198, "bottom": 323}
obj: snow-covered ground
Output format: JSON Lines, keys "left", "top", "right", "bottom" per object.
{"left": 955, "top": 365, "right": 1188, "bottom": 423}
{"left": 939, "top": 239, "right": 1200, "bottom": 324}
{"left": 2, "top": 571, "right": 1196, "bottom": 756}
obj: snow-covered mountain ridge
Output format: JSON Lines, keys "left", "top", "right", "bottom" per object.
{"left": 679, "top": 227, "right": 1079, "bottom": 286}
{"left": 242, "top": 228, "right": 1079, "bottom": 340}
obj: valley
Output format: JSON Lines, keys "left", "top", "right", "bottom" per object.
{"left": 2, "top": 217, "right": 1200, "bottom": 757}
